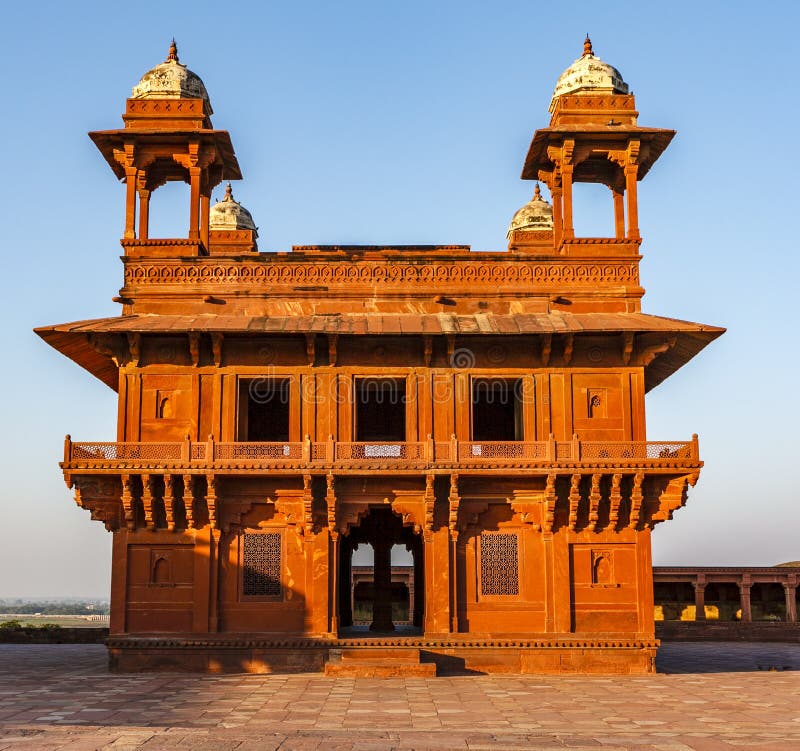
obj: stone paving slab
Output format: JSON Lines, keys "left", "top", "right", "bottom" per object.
{"left": 0, "top": 644, "right": 798, "bottom": 750}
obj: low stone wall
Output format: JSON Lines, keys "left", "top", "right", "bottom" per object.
{"left": 0, "top": 627, "right": 108, "bottom": 644}
{"left": 656, "top": 621, "right": 800, "bottom": 642}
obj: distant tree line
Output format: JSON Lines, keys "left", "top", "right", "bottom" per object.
{"left": 0, "top": 600, "right": 110, "bottom": 615}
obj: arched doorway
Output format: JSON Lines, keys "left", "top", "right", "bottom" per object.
{"left": 338, "top": 507, "right": 423, "bottom": 635}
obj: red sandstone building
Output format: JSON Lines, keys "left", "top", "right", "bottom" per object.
{"left": 37, "top": 39, "right": 724, "bottom": 674}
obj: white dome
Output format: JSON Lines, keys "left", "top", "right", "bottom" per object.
{"left": 210, "top": 183, "right": 258, "bottom": 235}
{"left": 507, "top": 184, "right": 553, "bottom": 237}
{"left": 131, "top": 41, "right": 212, "bottom": 112}
{"left": 550, "top": 36, "right": 628, "bottom": 110}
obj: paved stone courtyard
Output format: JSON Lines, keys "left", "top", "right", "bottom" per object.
{"left": 0, "top": 644, "right": 798, "bottom": 750}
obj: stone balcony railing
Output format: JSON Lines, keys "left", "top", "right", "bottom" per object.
{"left": 62, "top": 435, "right": 700, "bottom": 473}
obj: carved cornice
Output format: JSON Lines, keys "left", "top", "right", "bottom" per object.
{"left": 123, "top": 258, "right": 640, "bottom": 293}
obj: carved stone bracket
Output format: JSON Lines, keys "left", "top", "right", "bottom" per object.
{"left": 141, "top": 474, "right": 156, "bottom": 529}
{"left": 543, "top": 473, "right": 557, "bottom": 533}
{"left": 126, "top": 333, "right": 141, "bottom": 367}
{"left": 588, "top": 473, "right": 601, "bottom": 532}
{"left": 622, "top": 332, "right": 634, "bottom": 366}
{"left": 121, "top": 474, "right": 135, "bottom": 530}
{"left": 424, "top": 473, "right": 435, "bottom": 534}
{"left": 301, "top": 474, "right": 314, "bottom": 535}
{"left": 305, "top": 334, "right": 316, "bottom": 367}
{"left": 448, "top": 474, "right": 460, "bottom": 539}
{"left": 327, "top": 334, "right": 338, "bottom": 367}
{"left": 563, "top": 334, "right": 574, "bottom": 365}
{"left": 628, "top": 472, "right": 644, "bottom": 529}
{"left": 325, "top": 473, "right": 336, "bottom": 532}
{"left": 163, "top": 474, "right": 176, "bottom": 531}
{"left": 542, "top": 334, "right": 552, "bottom": 366}
{"left": 640, "top": 336, "right": 677, "bottom": 367}
{"left": 184, "top": 475, "right": 197, "bottom": 529}
{"left": 188, "top": 333, "right": 200, "bottom": 367}
{"left": 609, "top": 473, "right": 623, "bottom": 530}
{"left": 568, "top": 473, "right": 581, "bottom": 531}
{"left": 206, "top": 474, "right": 218, "bottom": 529}
{"left": 211, "top": 333, "right": 223, "bottom": 367}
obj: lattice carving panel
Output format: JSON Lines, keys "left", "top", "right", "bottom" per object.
{"left": 480, "top": 533, "right": 519, "bottom": 596}
{"left": 242, "top": 532, "right": 282, "bottom": 597}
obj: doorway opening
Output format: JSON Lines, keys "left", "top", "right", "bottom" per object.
{"left": 237, "top": 378, "right": 290, "bottom": 441}
{"left": 356, "top": 378, "right": 406, "bottom": 442}
{"left": 471, "top": 378, "right": 522, "bottom": 441}
{"left": 338, "top": 507, "right": 422, "bottom": 636}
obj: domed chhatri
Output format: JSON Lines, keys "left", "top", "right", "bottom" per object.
{"left": 131, "top": 40, "right": 212, "bottom": 112}
{"left": 507, "top": 183, "right": 553, "bottom": 237}
{"left": 550, "top": 36, "right": 629, "bottom": 110}
{"left": 210, "top": 183, "right": 258, "bottom": 236}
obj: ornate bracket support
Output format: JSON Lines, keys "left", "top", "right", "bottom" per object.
{"left": 622, "top": 332, "right": 634, "bottom": 366}
{"left": 141, "top": 474, "right": 155, "bottom": 529}
{"left": 184, "top": 475, "right": 196, "bottom": 529}
{"left": 211, "top": 333, "right": 224, "bottom": 367}
{"left": 423, "top": 335, "right": 433, "bottom": 367}
{"left": 325, "top": 473, "right": 336, "bottom": 532}
{"left": 126, "top": 333, "right": 141, "bottom": 367}
{"left": 121, "top": 474, "right": 135, "bottom": 531}
{"left": 628, "top": 472, "right": 644, "bottom": 529}
{"left": 206, "top": 474, "right": 218, "bottom": 529}
{"left": 448, "top": 474, "right": 460, "bottom": 540}
{"left": 568, "top": 473, "right": 581, "bottom": 531}
{"left": 542, "top": 334, "right": 552, "bottom": 367}
{"left": 424, "top": 473, "right": 436, "bottom": 535}
{"left": 301, "top": 474, "right": 314, "bottom": 536}
{"left": 305, "top": 334, "right": 316, "bottom": 367}
{"left": 163, "top": 474, "right": 176, "bottom": 531}
{"left": 563, "top": 334, "right": 574, "bottom": 365}
{"left": 188, "top": 333, "right": 200, "bottom": 367}
{"left": 542, "top": 473, "right": 557, "bottom": 533}
{"left": 609, "top": 473, "right": 623, "bottom": 530}
{"left": 588, "top": 473, "right": 601, "bottom": 532}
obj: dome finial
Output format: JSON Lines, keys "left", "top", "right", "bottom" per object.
{"left": 534, "top": 182, "right": 542, "bottom": 199}
{"left": 583, "top": 34, "right": 593, "bottom": 57}
{"left": 166, "top": 38, "right": 179, "bottom": 63}
{"left": 223, "top": 182, "right": 233, "bottom": 201}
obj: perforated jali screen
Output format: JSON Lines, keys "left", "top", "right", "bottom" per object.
{"left": 480, "top": 533, "right": 519, "bottom": 596}
{"left": 242, "top": 532, "right": 282, "bottom": 597}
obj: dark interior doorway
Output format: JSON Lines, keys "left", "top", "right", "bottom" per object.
{"left": 238, "top": 378, "right": 290, "bottom": 441}
{"left": 471, "top": 379, "right": 522, "bottom": 441}
{"left": 338, "top": 507, "right": 423, "bottom": 635}
{"left": 356, "top": 379, "right": 406, "bottom": 441}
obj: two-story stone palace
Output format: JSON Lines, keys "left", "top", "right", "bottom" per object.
{"left": 36, "top": 38, "right": 723, "bottom": 675}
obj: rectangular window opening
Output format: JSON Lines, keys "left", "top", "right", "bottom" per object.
{"left": 355, "top": 378, "right": 406, "bottom": 442}
{"left": 471, "top": 379, "right": 522, "bottom": 441}
{"left": 237, "top": 378, "right": 290, "bottom": 442}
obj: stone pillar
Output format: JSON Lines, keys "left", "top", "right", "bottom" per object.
{"left": 624, "top": 164, "right": 640, "bottom": 240}
{"left": 200, "top": 192, "right": 210, "bottom": 248}
{"left": 137, "top": 188, "right": 150, "bottom": 239}
{"left": 189, "top": 166, "right": 201, "bottom": 241}
{"left": 329, "top": 532, "right": 340, "bottom": 634}
{"left": 450, "top": 533, "right": 459, "bottom": 633}
{"left": 612, "top": 188, "right": 625, "bottom": 238}
{"left": 784, "top": 582, "right": 797, "bottom": 623}
{"left": 124, "top": 166, "right": 138, "bottom": 239}
{"left": 694, "top": 577, "right": 706, "bottom": 621}
{"left": 739, "top": 577, "right": 752, "bottom": 622}
{"left": 371, "top": 538, "right": 394, "bottom": 631}
{"left": 561, "top": 166, "right": 574, "bottom": 240}
{"left": 551, "top": 186, "right": 563, "bottom": 247}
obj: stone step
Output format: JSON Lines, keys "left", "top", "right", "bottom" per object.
{"left": 337, "top": 648, "right": 422, "bottom": 663}
{"left": 324, "top": 659, "right": 437, "bottom": 677}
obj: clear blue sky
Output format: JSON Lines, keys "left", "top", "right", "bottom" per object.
{"left": 1, "top": 1, "right": 798, "bottom": 597}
